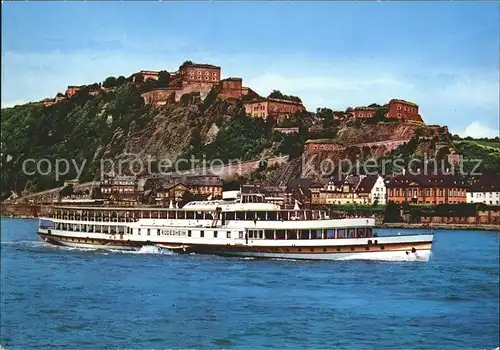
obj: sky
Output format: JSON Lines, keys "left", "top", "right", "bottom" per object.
{"left": 2, "top": 1, "right": 499, "bottom": 138}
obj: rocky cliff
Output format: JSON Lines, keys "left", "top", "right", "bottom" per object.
{"left": 1, "top": 79, "right": 466, "bottom": 198}
{"left": 0, "top": 84, "right": 279, "bottom": 197}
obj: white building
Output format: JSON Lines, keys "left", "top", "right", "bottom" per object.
{"left": 467, "top": 181, "right": 500, "bottom": 205}
{"left": 357, "top": 175, "right": 386, "bottom": 205}
{"left": 315, "top": 174, "right": 386, "bottom": 205}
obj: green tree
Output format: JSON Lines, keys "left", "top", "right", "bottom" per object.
{"left": 268, "top": 90, "right": 285, "bottom": 99}
{"left": 116, "top": 76, "right": 126, "bottom": 86}
{"left": 268, "top": 90, "right": 302, "bottom": 103}
{"left": 317, "top": 107, "right": 334, "bottom": 128}
{"left": 157, "top": 71, "right": 171, "bottom": 87}
{"left": 103, "top": 76, "right": 118, "bottom": 88}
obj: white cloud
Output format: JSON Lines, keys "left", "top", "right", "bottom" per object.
{"left": 245, "top": 70, "right": 415, "bottom": 111}
{"left": 451, "top": 121, "right": 499, "bottom": 138}
{"left": 429, "top": 72, "right": 499, "bottom": 107}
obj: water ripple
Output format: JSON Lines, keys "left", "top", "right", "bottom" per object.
{"left": 1, "top": 219, "right": 499, "bottom": 349}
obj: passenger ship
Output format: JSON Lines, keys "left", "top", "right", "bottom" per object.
{"left": 37, "top": 192, "right": 433, "bottom": 261}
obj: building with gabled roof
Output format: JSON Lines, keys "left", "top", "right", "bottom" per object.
{"left": 356, "top": 175, "right": 386, "bottom": 205}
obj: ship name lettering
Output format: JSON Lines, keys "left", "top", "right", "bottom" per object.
{"left": 161, "top": 229, "right": 187, "bottom": 236}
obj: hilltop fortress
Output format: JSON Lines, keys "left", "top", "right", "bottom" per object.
{"left": 38, "top": 60, "right": 426, "bottom": 125}
{"left": 139, "top": 62, "right": 259, "bottom": 106}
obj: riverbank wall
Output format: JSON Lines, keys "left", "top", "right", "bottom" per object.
{"left": 1, "top": 204, "right": 48, "bottom": 218}
{"left": 377, "top": 223, "right": 499, "bottom": 232}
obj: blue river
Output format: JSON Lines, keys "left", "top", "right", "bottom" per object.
{"left": 1, "top": 218, "right": 498, "bottom": 349}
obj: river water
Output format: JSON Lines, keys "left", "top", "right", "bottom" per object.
{"left": 1, "top": 218, "right": 498, "bottom": 349}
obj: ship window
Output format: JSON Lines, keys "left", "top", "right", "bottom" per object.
{"left": 138, "top": 228, "right": 141, "bottom": 235}
{"left": 236, "top": 211, "right": 245, "bottom": 220}
{"left": 239, "top": 231, "right": 243, "bottom": 239}
{"left": 312, "top": 229, "right": 322, "bottom": 239}
{"left": 337, "top": 229, "right": 345, "bottom": 239}
{"left": 246, "top": 211, "right": 257, "bottom": 221}
{"left": 380, "top": 245, "right": 385, "bottom": 250}
{"left": 157, "top": 229, "right": 161, "bottom": 236}
{"left": 366, "top": 228, "right": 373, "bottom": 237}
{"left": 298, "top": 248, "right": 302, "bottom": 252}
{"left": 287, "top": 230, "right": 297, "bottom": 240}
{"left": 214, "top": 231, "right": 218, "bottom": 238}
{"left": 224, "top": 212, "right": 235, "bottom": 220}
{"left": 226, "top": 231, "right": 231, "bottom": 238}
{"left": 267, "top": 211, "right": 277, "bottom": 220}
{"left": 347, "top": 229, "right": 355, "bottom": 238}
{"left": 365, "top": 246, "right": 370, "bottom": 250}
{"left": 265, "top": 230, "right": 274, "bottom": 239}
{"left": 300, "top": 230, "right": 310, "bottom": 239}
{"left": 336, "top": 247, "right": 341, "bottom": 252}
{"left": 200, "top": 230, "right": 204, "bottom": 238}
{"left": 357, "top": 228, "right": 366, "bottom": 238}
{"left": 310, "top": 248, "right": 314, "bottom": 252}
{"left": 350, "top": 247, "right": 355, "bottom": 251}
{"left": 323, "top": 248, "right": 327, "bottom": 252}
{"left": 188, "top": 230, "right": 192, "bottom": 237}
{"left": 276, "top": 230, "right": 285, "bottom": 240}
{"left": 259, "top": 231, "right": 263, "bottom": 239}
{"left": 147, "top": 229, "right": 151, "bottom": 236}
{"left": 326, "top": 229, "right": 335, "bottom": 239}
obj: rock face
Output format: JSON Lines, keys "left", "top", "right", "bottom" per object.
{"left": 301, "top": 122, "right": 445, "bottom": 179}
{"left": 102, "top": 98, "right": 243, "bottom": 168}
{"left": 336, "top": 122, "right": 427, "bottom": 144}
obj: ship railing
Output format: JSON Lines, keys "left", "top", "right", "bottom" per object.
{"left": 53, "top": 215, "right": 139, "bottom": 223}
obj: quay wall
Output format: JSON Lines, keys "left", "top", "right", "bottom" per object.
{"left": 1, "top": 204, "right": 44, "bottom": 218}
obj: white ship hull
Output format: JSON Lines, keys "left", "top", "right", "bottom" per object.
{"left": 40, "top": 235, "right": 137, "bottom": 251}
{"left": 39, "top": 229, "right": 433, "bottom": 262}
{"left": 198, "top": 249, "right": 431, "bottom": 261}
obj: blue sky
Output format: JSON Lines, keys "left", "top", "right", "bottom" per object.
{"left": 2, "top": 2, "right": 499, "bottom": 137}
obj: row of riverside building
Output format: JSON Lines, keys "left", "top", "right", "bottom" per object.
{"left": 246, "top": 172, "right": 499, "bottom": 208}
{"left": 309, "top": 172, "right": 499, "bottom": 206}
{"left": 39, "top": 170, "right": 499, "bottom": 208}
